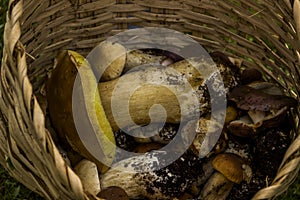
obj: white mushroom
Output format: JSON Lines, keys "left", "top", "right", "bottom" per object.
{"left": 74, "top": 159, "right": 101, "bottom": 196}
{"left": 100, "top": 151, "right": 197, "bottom": 199}
{"left": 200, "top": 153, "right": 252, "bottom": 200}
{"left": 88, "top": 41, "right": 126, "bottom": 81}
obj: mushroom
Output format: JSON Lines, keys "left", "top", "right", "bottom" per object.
{"left": 225, "top": 106, "right": 238, "bottom": 124}
{"left": 228, "top": 85, "right": 297, "bottom": 137}
{"left": 47, "top": 50, "right": 116, "bottom": 173}
{"left": 99, "top": 57, "right": 234, "bottom": 131}
{"left": 194, "top": 157, "right": 215, "bottom": 186}
{"left": 240, "top": 68, "right": 262, "bottom": 84}
{"left": 228, "top": 106, "right": 290, "bottom": 137}
{"left": 87, "top": 41, "right": 127, "bottom": 81}
{"left": 100, "top": 150, "right": 200, "bottom": 199}
{"left": 200, "top": 153, "right": 252, "bottom": 200}
{"left": 74, "top": 159, "right": 101, "bottom": 196}
{"left": 228, "top": 85, "right": 297, "bottom": 111}
{"left": 200, "top": 171, "right": 234, "bottom": 200}
{"left": 227, "top": 116, "right": 259, "bottom": 137}
{"left": 212, "top": 153, "right": 252, "bottom": 184}
{"left": 247, "top": 81, "right": 284, "bottom": 95}
{"left": 97, "top": 186, "right": 129, "bottom": 200}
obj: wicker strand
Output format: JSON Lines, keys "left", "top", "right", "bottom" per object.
{"left": 1, "top": 0, "right": 87, "bottom": 199}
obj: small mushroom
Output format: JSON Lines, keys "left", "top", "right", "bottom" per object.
{"left": 88, "top": 41, "right": 127, "bottom": 81}
{"left": 228, "top": 106, "right": 290, "bottom": 137}
{"left": 74, "top": 159, "right": 101, "bottom": 196}
{"left": 97, "top": 186, "right": 129, "bottom": 200}
{"left": 200, "top": 153, "right": 252, "bottom": 200}
{"left": 227, "top": 116, "right": 259, "bottom": 137}
{"left": 200, "top": 171, "right": 234, "bottom": 200}
{"left": 240, "top": 68, "right": 262, "bottom": 84}
{"left": 194, "top": 157, "right": 215, "bottom": 186}
{"left": 212, "top": 153, "right": 252, "bottom": 184}
{"left": 228, "top": 85, "right": 297, "bottom": 111}
{"left": 225, "top": 106, "right": 238, "bottom": 124}
{"left": 260, "top": 106, "right": 289, "bottom": 128}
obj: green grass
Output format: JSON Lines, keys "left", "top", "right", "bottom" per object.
{"left": 0, "top": 0, "right": 299, "bottom": 200}
{"left": 0, "top": 166, "right": 43, "bottom": 200}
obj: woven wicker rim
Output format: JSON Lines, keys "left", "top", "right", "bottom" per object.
{"left": 1, "top": 0, "right": 300, "bottom": 199}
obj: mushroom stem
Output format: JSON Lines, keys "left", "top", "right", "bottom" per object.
{"left": 200, "top": 172, "right": 234, "bottom": 200}
{"left": 74, "top": 159, "right": 101, "bottom": 196}
{"left": 98, "top": 58, "right": 216, "bottom": 131}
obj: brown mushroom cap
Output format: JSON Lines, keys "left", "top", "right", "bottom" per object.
{"left": 97, "top": 186, "right": 129, "bottom": 200}
{"left": 240, "top": 68, "right": 262, "bottom": 84}
{"left": 228, "top": 85, "right": 297, "bottom": 111}
{"left": 225, "top": 106, "right": 238, "bottom": 124}
{"left": 227, "top": 116, "right": 259, "bottom": 137}
{"left": 247, "top": 82, "right": 284, "bottom": 95}
{"left": 228, "top": 106, "right": 289, "bottom": 137}
{"left": 212, "top": 153, "right": 247, "bottom": 184}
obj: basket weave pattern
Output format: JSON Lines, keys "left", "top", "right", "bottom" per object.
{"left": 1, "top": 0, "right": 300, "bottom": 199}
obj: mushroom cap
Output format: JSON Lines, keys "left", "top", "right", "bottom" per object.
{"left": 247, "top": 81, "right": 284, "bottom": 95}
{"left": 97, "top": 186, "right": 129, "bottom": 200}
{"left": 227, "top": 116, "right": 259, "bottom": 137}
{"left": 228, "top": 85, "right": 297, "bottom": 111}
{"left": 228, "top": 106, "right": 289, "bottom": 138}
{"left": 225, "top": 106, "right": 238, "bottom": 124}
{"left": 240, "top": 68, "right": 262, "bottom": 84}
{"left": 212, "top": 153, "right": 246, "bottom": 184}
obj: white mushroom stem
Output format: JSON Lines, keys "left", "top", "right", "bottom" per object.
{"left": 196, "top": 158, "right": 215, "bottom": 186}
{"left": 100, "top": 152, "right": 174, "bottom": 200}
{"left": 248, "top": 110, "right": 266, "bottom": 124}
{"left": 74, "top": 159, "right": 101, "bottom": 196}
{"left": 98, "top": 58, "right": 216, "bottom": 131}
{"left": 100, "top": 168, "right": 142, "bottom": 199}
{"left": 200, "top": 172, "right": 234, "bottom": 200}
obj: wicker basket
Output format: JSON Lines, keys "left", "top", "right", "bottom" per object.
{"left": 1, "top": 0, "right": 300, "bottom": 199}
